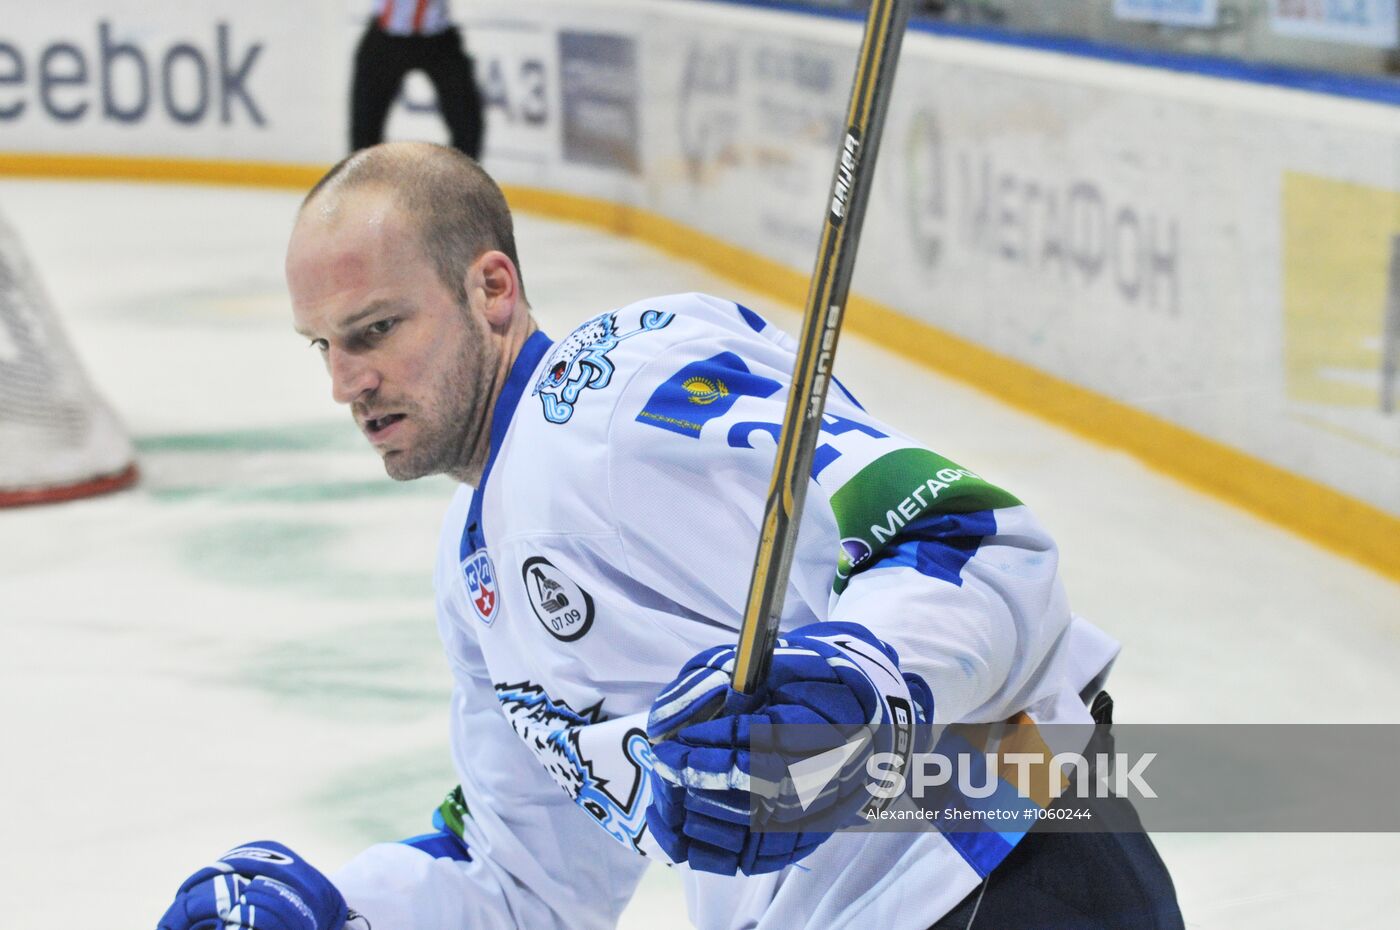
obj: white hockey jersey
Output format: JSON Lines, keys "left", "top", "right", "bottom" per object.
{"left": 332, "top": 293, "right": 1121, "bottom": 929}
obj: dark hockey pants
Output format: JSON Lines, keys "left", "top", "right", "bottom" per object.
{"left": 930, "top": 695, "right": 1185, "bottom": 930}
{"left": 350, "top": 24, "right": 484, "bottom": 159}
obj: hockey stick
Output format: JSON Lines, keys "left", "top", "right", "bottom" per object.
{"left": 731, "top": 0, "right": 912, "bottom": 695}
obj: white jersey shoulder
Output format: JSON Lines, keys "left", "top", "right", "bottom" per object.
{"left": 489, "top": 292, "right": 798, "bottom": 540}
{"left": 531, "top": 292, "right": 783, "bottom": 425}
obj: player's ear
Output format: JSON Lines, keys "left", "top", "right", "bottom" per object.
{"left": 468, "top": 250, "right": 521, "bottom": 329}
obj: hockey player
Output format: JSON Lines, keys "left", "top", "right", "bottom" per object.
{"left": 157, "top": 142, "right": 1183, "bottom": 929}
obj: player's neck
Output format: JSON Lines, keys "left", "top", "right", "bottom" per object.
{"left": 452, "top": 308, "right": 538, "bottom": 487}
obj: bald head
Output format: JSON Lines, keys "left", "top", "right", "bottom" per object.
{"left": 287, "top": 142, "right": 537, "bottom": 485}
{"left": 301, "top": 142, "right": 525, "bottom": 305}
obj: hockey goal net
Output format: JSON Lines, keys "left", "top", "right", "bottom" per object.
{"left": 0, "top": 207, "right": 137, "bottom": 507}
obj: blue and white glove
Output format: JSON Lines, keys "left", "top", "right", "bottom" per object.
{"left": 646, "top": 621, "right": 934, "bottom": 876}
{"left": 157, "top": 841, "right": 349, "bottom": 930}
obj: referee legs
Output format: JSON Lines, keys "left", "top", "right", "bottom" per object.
{"left": 421, "top": 28, "right": 484, "bottom": 159}
{"left": 350, "top": 25, "right": 413, "bottom": 152}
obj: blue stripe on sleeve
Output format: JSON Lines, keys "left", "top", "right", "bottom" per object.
{"left": 400, "top": 806, "right": 473, "bottom": 862}
{"left": 735, "top": 302, "right": 767, "bottom": 332}
{"left": 927, "top": 729, "right": 1030, "bottom": 877}
{"left": 862, "top": 510, "right": 997, "bottom": 587}
{"left": 401, "top": 830, "right": 473, "bottom": 862}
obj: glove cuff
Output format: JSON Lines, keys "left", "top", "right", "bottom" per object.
{"left": 789, "top": 622, "right": 906, "bottom": 715}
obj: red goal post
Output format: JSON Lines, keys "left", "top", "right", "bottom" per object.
{"left": 0, "top": 208, "right": 138, "bottom": 507}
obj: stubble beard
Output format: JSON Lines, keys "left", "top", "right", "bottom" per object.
{"left": 382, "top": 310, "right": 496, "bottom": 482}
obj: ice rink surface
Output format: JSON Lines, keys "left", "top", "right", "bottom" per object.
{"left": 2, "top": 178, "right": 1398, "bottom": 929}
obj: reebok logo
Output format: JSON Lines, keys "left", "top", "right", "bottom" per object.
{"left": 0, "top": 21, "right": 265, "bottom": 126}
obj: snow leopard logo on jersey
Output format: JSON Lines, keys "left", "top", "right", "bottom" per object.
{"left": 494, "top": 681, "right": 655, "bottom": 851}
{"left": 532, "top": 309, "right": 674, "bottom": 424}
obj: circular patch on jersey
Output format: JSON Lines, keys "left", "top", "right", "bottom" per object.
{"left": 462, "top": 548, "right": 499, "bottom": 626}
{"left": 838, "top": 537, "right": 873, "bottom": 578}
{"left": 521, "top": 556, "right": 595, "bottom": 642}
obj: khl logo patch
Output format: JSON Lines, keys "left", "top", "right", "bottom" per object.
{"left": 522, "top": 556, "right": 595, "bottom": 641}
{"left": 462, "top": 548, "right": 499, "bottom": 626}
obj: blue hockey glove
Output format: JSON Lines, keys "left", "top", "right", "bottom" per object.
{"left": 157, "top": 841, "right": 348, "bottom": 930}
{"left": 646, "top": 621, "right": 934, "bottom": 876}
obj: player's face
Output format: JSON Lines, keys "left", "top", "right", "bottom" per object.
{"left": 286, "top": 190, "right": 496, "bottom": 481}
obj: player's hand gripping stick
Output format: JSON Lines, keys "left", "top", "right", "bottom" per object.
{"left": 646, "top": 622, "right": 934, "bottom": 875}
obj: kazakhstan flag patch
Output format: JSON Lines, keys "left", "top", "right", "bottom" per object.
{"left": 635, "top": 351, "right": 781, "bottom": 438}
